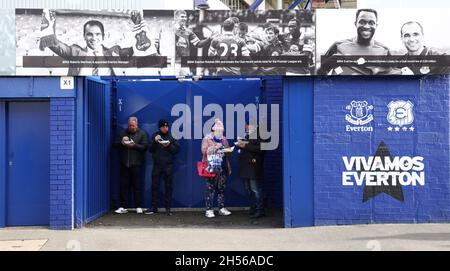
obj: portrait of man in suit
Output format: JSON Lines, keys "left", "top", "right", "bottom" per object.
{"left": 38, "top": 9, "right": 158, "bottom": 76}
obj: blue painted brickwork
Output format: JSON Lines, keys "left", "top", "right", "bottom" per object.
{"left": 50, "top": 98, "right": 75, "bottom": 230}
{"left": 263, "top": 77, "right": 283, "bottom": 208}
{"left": 313, "top": 76, "right": 450, "bottom": 225}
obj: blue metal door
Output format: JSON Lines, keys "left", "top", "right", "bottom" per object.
{"left": 6, "top": 101, "right": 50, "bottom": 226}
{"left": 114, "top": 78, "right": 262, "bottom": 208}
{"left": 84, "top": 78, "right": 111, "bottom": 223}
{"left": 114, "top": 80, "right": 188, "bottom": 208}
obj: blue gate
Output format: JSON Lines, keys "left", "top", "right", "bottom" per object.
{"left": 112, "top": 78, "right": 264, "bottom": 209}
{"left": 83, "top": 78, "right": 112, "bottom": 223}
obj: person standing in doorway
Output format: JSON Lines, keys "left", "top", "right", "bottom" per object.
{"left": 236, "top": 121, "right": 266, "bottom": 219}
{"left": 201, "top": 118, "right": 232, "bottom": 218}
{"left": 145, "top": 119, "right": 180, "bottom": 216}
{"left": 113, "top": 116, "right": 148, "bottom": 214}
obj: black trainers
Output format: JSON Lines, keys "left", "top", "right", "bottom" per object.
{"left": 248, "top": 208, "right": 257, "bottom": 216}
{"left": 144, "top": 207, "right": 158, "bottom": 215}
{"left": 165, "top": 209, "right": 173, "bottom": 216}
{"left": 249, "top": 210, "right": 266, "bottom": 219}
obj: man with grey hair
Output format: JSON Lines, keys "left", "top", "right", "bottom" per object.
{"left": 113, "top": 116, "right": 148, "bottom": 214}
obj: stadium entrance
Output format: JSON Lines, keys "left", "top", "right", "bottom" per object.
{"left": 79, "top": 76, "right": 284, "bottom": 228}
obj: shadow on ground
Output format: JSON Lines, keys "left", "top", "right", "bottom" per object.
{"left": 86, "top": 209, "right": 283, "bottom": 229}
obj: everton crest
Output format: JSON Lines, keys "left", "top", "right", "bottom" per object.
{"left": 176, "top": 36, "right": 188, "bottom": 49}
{"left": 345, "top": 100, "right": 374, "bottom": 126}
{"left": 135, "top": 30, "right": 151, "bottom": 52}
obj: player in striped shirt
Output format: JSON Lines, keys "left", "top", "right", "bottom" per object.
{"left": 208, "top": 18, "right": 251, "bottom": 76}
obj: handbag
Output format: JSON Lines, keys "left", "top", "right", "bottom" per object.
{"left": 197, "top": 153, "right": 216, "bottom": 178}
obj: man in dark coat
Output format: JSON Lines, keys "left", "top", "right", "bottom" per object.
{"left": 145, "top": 119, "right": 180, "bottom": 216}
{"left": 236, "top": 122, "right": 265, "bottom": 218}
{"left": 113, "top": 116, "right": 148, "bottom": 214}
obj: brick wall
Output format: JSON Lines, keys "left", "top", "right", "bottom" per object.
{"left": 50, "top": 98, "right": 75, "bottom": 230}
{"left": 263, "top": 76, "right": 283, "bottom": 208}
{"left": 313, "top": 76, "right": 450, "bottom": 225}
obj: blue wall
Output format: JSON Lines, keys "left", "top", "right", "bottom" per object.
{"left": 0, "top": 77, "right": 76, "bottom": 229}
{"left": 313, "top": 76, "right": 450, "bottom": 225}
{"left": 263, "top": 77, "right": 284, "bottom": 209}
{"left": 0, "top": 77, "right": 76, "bottom": 98}
{"left": 283, "top": 77, "right": 314, "bottom": 227}
{"left": 49, "top": 98, "right": 75, "bottom": 230}
{"left": 2, "top": 75, "right": 450, "bottom": 229}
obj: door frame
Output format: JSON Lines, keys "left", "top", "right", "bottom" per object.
{"left": 0, "top": 99, "right": 50, "bottom": 227}
{"left": 282, "top": 78, "right": 314, "bottom": 227}
{"left": 112, "top": 77, "right": 265, "bottom": 209}
{"left": 75, "top": 77, "right": 111, "bottom": 227}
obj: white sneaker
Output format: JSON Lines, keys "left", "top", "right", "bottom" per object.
{"left": 219, "top": 208, "right": 231, "bottom": 216}
{"left": 114, "top": 207, "right": 128, "bottom": 214}
{"left": 136, "top": 208, "right": 143, "bottom": 214}
{"left": 205, "top": 210, "right": 215, "bottom": 218}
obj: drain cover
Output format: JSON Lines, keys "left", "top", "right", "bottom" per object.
{"left": 0, "top": 239, "right": 47, "bottom": 251}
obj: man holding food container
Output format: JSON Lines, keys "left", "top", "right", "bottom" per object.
{"left": 113, "top": 116, "right": 148, "bottom": 214}
{"left": 236, "top": 121, "right": 266, "bottom": 219}
{"left": 146, "top": 119, "right": 180, "bottom": 216}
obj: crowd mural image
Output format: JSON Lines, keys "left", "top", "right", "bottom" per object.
{"left": 5, "top": 7, "right": 449, "bottom": 76}
{"left": 176, "top": 9, "right": 315, "bottom": 76}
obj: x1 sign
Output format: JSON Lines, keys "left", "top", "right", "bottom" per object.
{"left": 60, "top": 77, "right": 74, "bottom": 90}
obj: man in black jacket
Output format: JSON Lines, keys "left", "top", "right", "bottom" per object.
{"left": 145, "top": 119, "right": 180, "bottom": 216}
{"left": 113, "top": 117, "right": 148, "bottom": 214}
{"left": 237, "top": 122, "right": 265, "bottom": 219}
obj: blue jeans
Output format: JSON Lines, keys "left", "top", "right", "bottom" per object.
{"left": 243, "top": 179, "right": 264, "bottom": 212}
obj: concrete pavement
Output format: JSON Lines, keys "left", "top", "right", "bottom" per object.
{"left": 1, "top": 222, "right": 450, "bottom": 250}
